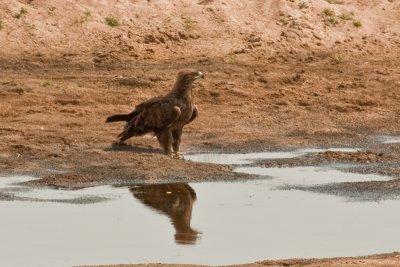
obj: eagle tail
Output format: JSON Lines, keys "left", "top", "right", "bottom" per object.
{"left": 116, "top": 118, "right": 149, "bottom": 143}
{"left": 106, "top": 109, "right": 141, "bottom": 123}
{"left": 117, "top": 125, "right": 144, "bottom": 142}
{"left": 117, "top": 130, "right": 133, "bottom": 142}
{"left": 106, "top": 114, "right": 130, "bottom": 123}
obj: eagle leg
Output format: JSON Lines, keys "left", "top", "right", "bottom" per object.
{"left": 156, "top": 129, "right": 173, "bottom": 155}
{"left": 172, "top": 129, "right": 183, "bottom": 155}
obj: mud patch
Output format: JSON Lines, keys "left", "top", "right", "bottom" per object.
{"left": 281, "top": 179, "right": 400, "bottom": 202}
{"left": 318, "top": 150, "right": 391, "bottom": 163}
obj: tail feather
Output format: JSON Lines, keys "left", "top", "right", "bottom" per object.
{"left": 106, "top": 114, "right": 129, "bottom": 123}
{"left": 117, "top": 119, "right": 150, "bottom": 142}
{"left": 107, "top": 109, "right": 146, "bottom": 143}
{"left": 117, "top": 126, "right": 139, "bottom": 142}
{"left": 106, "top": 109, "right": 141, "bottom": 123}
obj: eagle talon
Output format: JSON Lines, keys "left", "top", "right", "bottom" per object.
{"left": 171, "top": 152, "right": 184, "bottom": 159}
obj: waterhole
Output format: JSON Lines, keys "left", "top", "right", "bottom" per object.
{"left": 1, "top": 149, "right": 399, "bottom": 267}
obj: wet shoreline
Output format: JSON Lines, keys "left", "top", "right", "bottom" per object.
{"left": 2, "top": 143, "right": 400, "bottom": 266}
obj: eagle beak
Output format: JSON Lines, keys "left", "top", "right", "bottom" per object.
{"left": 195, "top": 72, "right": 205, "bottom": 79}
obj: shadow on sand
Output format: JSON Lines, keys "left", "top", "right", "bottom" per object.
{"left": 104, "top": 143, "right": 162, "bottom": 154}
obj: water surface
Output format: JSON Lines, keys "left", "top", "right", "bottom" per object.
{"left": 186, "top": 148, "right": 358, "bottom": 165}
{"left": 1, "top": 163, "right": 399, "bottom": 266}
{"left": 377, "top": 135, "right": 400, "bottom": 144}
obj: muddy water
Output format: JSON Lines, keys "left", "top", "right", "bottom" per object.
{"left": 2, "top": 153, "right": 400, "bottom": 267}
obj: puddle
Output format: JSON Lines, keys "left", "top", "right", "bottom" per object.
{"left": 186, "top": 148, "right": 358, "bottom": 165}
{"left": 377, "top": 135, "right": 400, "bottom": 144}
{"left": 1, "top": 164, "right": 400, "bottom": 266}
{"left": 0, "top": 176, "right": 116, "bottom": 204}
{"left": 234, "top": 166, "right": 392, "bottom": 186}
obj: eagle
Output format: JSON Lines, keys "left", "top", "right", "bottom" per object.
{"left": 106, "top": 69, "right": 204, "bottom": 158}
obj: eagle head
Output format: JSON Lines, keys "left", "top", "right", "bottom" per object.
{"left": 172, "top": 69, "right": 205, "bottom": 94}
{"left": 177, "top": 69, "right": 205, "bottom": 82}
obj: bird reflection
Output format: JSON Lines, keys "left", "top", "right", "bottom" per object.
{"left": 130, "top": 183, "right": 199, "bottom": 245}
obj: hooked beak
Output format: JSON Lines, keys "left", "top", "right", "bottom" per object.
{"left": 195, "top": 72, "right": 205, "bottom": 79}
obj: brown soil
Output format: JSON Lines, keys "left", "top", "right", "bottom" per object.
{"left": 318, "top": 150, "right": 393, "bottom": 163}
{"left": 2, "top": 54, "right": 400, "bottom": 187}
{"left": 86, "top": 252, "right": 400, "bottom": 267}
{"left": 1, "top": 0, "right": 400, "bottom": 266}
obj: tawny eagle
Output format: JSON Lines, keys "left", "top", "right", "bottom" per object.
{"left": 106, "top": 69, "right": 204, "bottom": 157}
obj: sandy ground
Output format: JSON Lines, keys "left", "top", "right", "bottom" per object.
{"left": 1, "top": 53, "right": 399, "bottom": 188}
{"left": 1, "top": 0, "right": 400, "bottom": 266}
{"left": 86, "top": 253, "right": 400, "bottom": 267}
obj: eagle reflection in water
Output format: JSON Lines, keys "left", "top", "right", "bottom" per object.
{"left": 129, "top": 183, "right": 199, "bottom": 245}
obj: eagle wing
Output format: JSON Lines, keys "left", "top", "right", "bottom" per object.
{"left": 186, "top": 105, "right": 198, "bottom": 125}
{"left": 118, "top": 97, "right": 181, "bottom": 142}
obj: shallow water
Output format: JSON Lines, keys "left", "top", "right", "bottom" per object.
{"left": 186, "top": 148, "right": 358, "bottom": 164}
{"left": 234, "top": 166, "right": 392, "bottom": 186}
{"left": 377, "top": 135, "right": 400, "bottom": 144}
{"left": 0, "top": 176, "right": 116, "bottom": 204}
{"left": 1, "top": 162, "right": 399, "bottom": 267}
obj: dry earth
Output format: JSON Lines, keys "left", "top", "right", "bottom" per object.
{"left": 1, "top": 0, "right": 400, "bottom": 266}
{"left": 86, "top": 252, "right": 400, "bottom": 267}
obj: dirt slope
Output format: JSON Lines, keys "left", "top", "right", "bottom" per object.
{"left": 1, "top": 0, "right": 399, "bottom": 63}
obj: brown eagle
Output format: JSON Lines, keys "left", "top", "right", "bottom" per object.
{"left": 106, "top": 69, "right": 204, "bottom": 157}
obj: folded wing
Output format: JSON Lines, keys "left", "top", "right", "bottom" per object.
{"left": 117, "top": 99, "right": 181, "bottom": 142}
